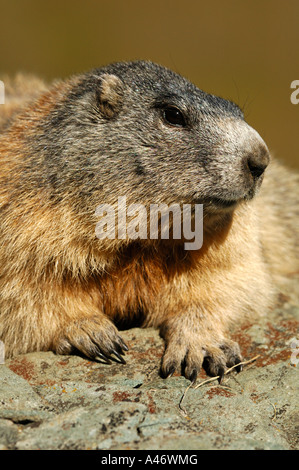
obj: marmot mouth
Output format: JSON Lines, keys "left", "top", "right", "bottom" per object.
{"left": 204, "top": 197, "right": 238, "bottom": 209}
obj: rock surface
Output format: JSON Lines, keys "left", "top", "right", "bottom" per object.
{"left": 0, "top": 283, "right": 298, "bottom": 450}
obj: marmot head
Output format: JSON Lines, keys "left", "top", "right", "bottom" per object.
{"left": 34, "top": 61, "right": 270, "bottom": 219}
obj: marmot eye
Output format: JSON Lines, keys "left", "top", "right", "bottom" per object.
{"left": 163, "top": 106, "right": 186, "bottom": 127}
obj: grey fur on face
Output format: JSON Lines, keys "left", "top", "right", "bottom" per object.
{"left": 27, "top": 61, "right": 269, "bottom": 217}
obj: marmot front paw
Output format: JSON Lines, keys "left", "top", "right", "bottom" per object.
{"left": 161, "top": 334, "right": 242, "bottom": 382}
{"left": 53, "top": 316, "right": 128, "bottom": 364}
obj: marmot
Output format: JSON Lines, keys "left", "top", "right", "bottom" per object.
{"left": 0, "top": 61, "right": 298, "bottom": 382}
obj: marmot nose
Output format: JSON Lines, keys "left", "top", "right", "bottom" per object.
{"left": 245, "top": 139, "right": 270, "bottom": 179}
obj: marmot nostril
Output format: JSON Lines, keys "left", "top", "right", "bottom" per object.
{"left": 247, "top": 155, "right": 268, "bottom": 178}
{"left": 247, "top": 146, "right": 270, "bottom": 179}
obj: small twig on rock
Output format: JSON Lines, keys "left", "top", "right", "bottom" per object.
{"left": 179, "top": 355, "right": 260, "bottom": 417}
{"left": 270, "top": 402, "right": 277, "bottom": 421}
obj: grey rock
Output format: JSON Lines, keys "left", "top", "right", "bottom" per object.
{"left": 0, "top": 297, "right": 298, "bottom": 450}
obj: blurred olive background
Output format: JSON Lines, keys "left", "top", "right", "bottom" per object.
{"left": 0, "top": 0, "right": 298, "bottom": 168}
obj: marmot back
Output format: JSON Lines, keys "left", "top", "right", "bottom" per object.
{"left": 0, "top": 61, "right": 298, "bottom": 381}
{"left": 0, "top": 74, "right": 47, "bottom": 131}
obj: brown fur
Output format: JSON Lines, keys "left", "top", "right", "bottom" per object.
{"left": 0, "top": 62, "right": 298, "bottom": 381}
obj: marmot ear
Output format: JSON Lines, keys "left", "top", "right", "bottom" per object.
{"left": 96, "top": 74, "right": 124, "bottom": 118}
